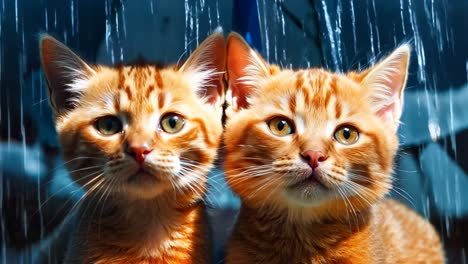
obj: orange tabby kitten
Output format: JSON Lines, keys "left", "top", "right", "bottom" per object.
{"left": 223, "top": 33, "right": 444, "bottom": 263}
{"left": 39, "top": 32, "right": 225, "bottom": 263}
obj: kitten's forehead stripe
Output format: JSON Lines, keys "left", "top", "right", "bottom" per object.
{"left": 124, "top": 85, "right": 133, "bottom": 101}
{"left": 146, "top": 85, "right": 155, "bottom": 98}
{"left": 288, "top": 93, "right": 296, "bottom": 113}
{"left": 118, "top": 65, "right": 125, "bottom": 89}
{"left": 323, "top": 76, "right": 335, "bottom": 107}
{"left": 295, "top": 72, "right": 304, "bottom": 90}
{"left": 335, "top": 101, "right": 342, "bottom": 119}
{"left": 136, "top": 67, "right": 148, "bottom": 89}
{"left": 301, "top": 85, "right": 310, "bottom": 105}
{"left": 113, "top": 95, "right": 120, "bottom": 110}
{"left": 116, "top": 66, "right": 173, "bottom": 102}
{"left": 128, "top": 65, "right": 136, "bottom": 75}
{"left": 154, "top": 67, "right": 164, "bottom": 88}
{"left": 135, "top": 68, "right": 142, "bottom": 89}
{"left": 158, "top": 93, "right": 166, "bottom": 109}
{"left": 288, "top": 70, "right": 344, "bottom": 122}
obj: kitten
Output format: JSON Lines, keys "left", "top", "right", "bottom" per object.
{"left": 223, "top": 33, "right": 444, "bottom": 263}
{"left": 39, "top": 32, "right": 225, "bottom": 263}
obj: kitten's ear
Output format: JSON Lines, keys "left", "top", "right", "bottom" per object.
{"left": 40, "top": 35, "right": 95, "bottom": 115}
{"left": 180, "top": 29, "right": 226, "bottom": 106}
{"left": 226, "top": 32, "right": 269, "bottom": 111}
{"left": 360, "top": 44, "right": 410, "bottom": 130}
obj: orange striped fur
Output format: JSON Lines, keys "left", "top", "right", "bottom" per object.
{"left": 224, "top": 33, "right": 444, "bottom": 263}
{"left": 40, "top": 32, "right": 225, "bottom": 263}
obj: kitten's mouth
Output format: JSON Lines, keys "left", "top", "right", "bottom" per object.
{"left": 127, "top": 168, "right": 160, "bottom": 185}
{"left": 283, "top": 171, "right": 335, "bottom": 205}
{"left": 290, "top": 172, "right": 328, "bottom": 189}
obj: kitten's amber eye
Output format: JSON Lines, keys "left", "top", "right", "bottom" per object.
{"left": 268, "top": 117, "right": 294, "bottom": 136}
{"left": 334, "top": 126, "right": 359, "bottom": 145}
{"left": 94, "top": 116, "right": 123, "bottom": 136}
{"left": 160, "top": 113, "right": 185, "bottom": 134}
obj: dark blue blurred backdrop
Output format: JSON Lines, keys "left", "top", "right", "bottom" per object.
{"left": 0, "top": 0, "right": 467, "bottom": 263}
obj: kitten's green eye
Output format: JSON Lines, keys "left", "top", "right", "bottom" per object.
{"left": 268, "top": 117, "right": 294, "bottom": 136}
{"left": 160, "top": 113, "right": 185, "bottom": 134}
{"left": 94, "top": 116, "right": 123, "bottom": 136}
{"left": 334, "top": 126, "right": 359, "bottom": 145}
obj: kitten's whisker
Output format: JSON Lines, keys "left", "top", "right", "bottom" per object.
{"left": 237, "top": 144, "right": 269, "bottom": 149}
{"left": 348, "top": 172, "right": 414, "bottom": 206}
{"left": 231, "top": 166, "right": 274, "bottom": 177}
{"left": 238, "top": 156, "right": 271, "bottom": 162}
{"left": 40, "top": 189, "right": 83, "bottom": 228}
{"left": 65, "top": 165, "right": 104, "bottom": 174}
{"left": 56, "top": 156, "right": 106, "bottom": 167}
{"left": 96, "top": 177, "right": 118, "bottom": 236}
{"left": 259, "top": 176, "right": 284, "bottom": 210}
{"left": 227, "top": 173, "right": 270, "bottom": 186}
{"left": 179, "top": 161, "right": 211, "bottom": 172}
{"left": 180, "top": 178, "right": 205, "bottom": 198}
{"left": 169, "top": 178, "right": 179, "bottom": 200}
{"left": 342, "top": 181, "right": 375, "bottom": 208}
{"left": 175, "top": 168, "right": 210, "bottom": 195}
{"left": 38, "top": 170, "right": 104, "bottom": 211}
{"left": 228, "top": 168, "right": 273, "bottom": 179}
{"left": 227, "top": 173, "right": 270, "bottom": 187}
{"left": 335, "top": 185, "right": 353, "bottom": 229}
{"left": 41, "top": 161, "right": 105, "bottom": 187}
{"left": 49, "top": 175, "right": 106, "bottom": 232}
{"left": 75, "top": 177, "right": 107, "bottom": 230}
{"left": 207, "top": 165, "right": 271, "bottom": 179}
{"left": 344, "top": 180, "right": 398, "bottom": 220}
{"left": 337, "top": 185, "right": 360, "bottom": 229}
{"left": 245, "top": 176, "right": 281, "bottom": 201}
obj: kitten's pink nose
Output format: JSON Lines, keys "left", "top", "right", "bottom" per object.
{"left": 301, "top": 150, "right": 328, "bottom": 169}
{"left": 127, "top": 145, "right": 153, "bottom": 164}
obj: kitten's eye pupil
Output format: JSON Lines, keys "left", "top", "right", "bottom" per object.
{"left": 168, "top": 116, "right": 178, "bottom": 128}
{"left": 160, "top": 113, "right": 185, "bottom": 134}
{"left": 102, "top": 119, "right": 113, "bottom": 130}
{"left": 342, "top": 127, "right": 351, "bottom": 139}
{"left": 277, "top": 121, "right": 286, "bottom": 131}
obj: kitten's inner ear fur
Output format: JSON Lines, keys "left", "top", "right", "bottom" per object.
{"left": 226, "top": 32, "right": 269, "bottom": 111}
{"left": 180, "top": 30, "right": 226, "bottom": 106}
{"left": 40, "top": 35, "right": 95, "bottom": 115}
{"left": 360, "top": 45, "right": 410, "bottom": 130}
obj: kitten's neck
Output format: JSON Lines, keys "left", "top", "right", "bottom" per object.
{"left": 76, "top": 193, "right": 202, "bottom": 243}
{"left": 238, "top": 203, "right": 373, "bottom": 249}
{"left": 229, "top": 204, "right": 383, "bottom": 263}
{"left": 78, "top": 191, "right": 201, "bottom": 228}
{"left": 69, "top": 195, "right": 208, "bottom": 262}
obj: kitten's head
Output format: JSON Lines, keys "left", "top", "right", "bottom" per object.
{"left": 224, "top": 33, "right": 409, "bottom": 221}
{"left": 40, "top": 32, "right": 225, "bottom": 202}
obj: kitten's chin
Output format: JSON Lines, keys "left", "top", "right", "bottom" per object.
{"left": 282, "top": 184, "right": 337, "bottom": 207}
{"left": 125, "top": 181, "right": 172, "bottom": 200}
{"left": 122, "top": 169, "right": 173, "bottom": 200}
{"left": 127, "top": 169, "right": 162, "bottom": 186}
